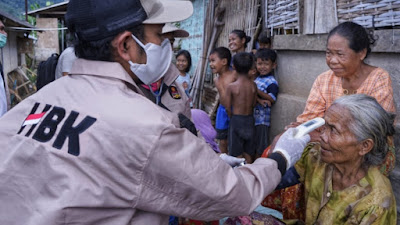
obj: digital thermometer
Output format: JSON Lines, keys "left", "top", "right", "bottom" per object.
{"left": 293, "top": 117, "right": 325, "bottom": 138}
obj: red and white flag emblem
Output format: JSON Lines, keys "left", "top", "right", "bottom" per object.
{"left": 22, "top": 112, "right": 46, "bottom": 126}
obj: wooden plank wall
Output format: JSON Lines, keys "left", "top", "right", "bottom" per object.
{"left": 1, "top": 32, "right": 18, "bottom": 75}
{"left": 302, "top": 0, "right": 338, "bottom": 34}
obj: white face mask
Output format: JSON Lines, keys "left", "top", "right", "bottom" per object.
{"left": 128, "top": 35, "right": 172, "bottom": 85}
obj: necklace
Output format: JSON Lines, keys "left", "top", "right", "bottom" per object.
{"left": 342, "top": 89, "right": 357, "bottom": 95}
{"left": 341, "top": 77, "right": 357, "bottom": 95}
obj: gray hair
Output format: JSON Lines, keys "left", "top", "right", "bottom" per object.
{"left": 332, "top": 94, "right": 395, "bottom": 167}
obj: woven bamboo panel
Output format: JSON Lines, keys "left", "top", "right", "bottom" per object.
{"left": 337, "top": 0, "right": 400, "bottom": 28}
{"left": 216, "top": 0, "right": 260, "bottom": 52}
{"left": 266, "top": 0, "right": 299, "bottom": 31}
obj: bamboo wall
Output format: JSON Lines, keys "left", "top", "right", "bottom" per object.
{"left": 216, "top": 0, "right": 261, "bottom": 52}
{"left": 337, "top": 0, "right": 400, "bottom": 28}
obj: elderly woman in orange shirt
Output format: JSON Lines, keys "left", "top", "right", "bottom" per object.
{"left": 298, "top": 21, "right": 395, "bottom": 123}
{"left": 296, "top": 21, "right": 395, "bottom": 173}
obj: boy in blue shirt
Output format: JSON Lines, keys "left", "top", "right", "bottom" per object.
{"left": 254, "top": 49, "right": 279, "bottom": 159}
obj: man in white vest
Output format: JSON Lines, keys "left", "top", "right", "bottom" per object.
{"left": 0, "top": 1, "right": 310, "bottom": 224}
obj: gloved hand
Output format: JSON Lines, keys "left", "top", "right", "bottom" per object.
{"left": 273, "top": 128, "right": 310, "bottom": 170}
{"left": 219, "top": 153, "right": 245, "bottom": 167}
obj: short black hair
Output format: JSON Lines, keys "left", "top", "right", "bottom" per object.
{"left": 255, "top": 48, "right": 277, "bottom": 63}
{"left": 233, "top": 52, "right": 254, "bottom": 74}
{"left": 327, "top": 21, "right": 375, "bottom": 59}
{"left": 74, "top": 25, "right": 144, "bottom": 62}
{"left": 230, "top": 29, "right": 251, "bottom": 48}
{"left": 176, "top": 49, "right": 192, "bottom": 73}
{"left": 210, "top": 47, "right": 231, "bottom": 65}
{"left": 258, "top": 31, "right": 271, "bottom": 45}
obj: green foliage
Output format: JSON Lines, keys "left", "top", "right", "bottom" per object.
{"left": 30, "top": 3, "right": 40, "bottom": 10}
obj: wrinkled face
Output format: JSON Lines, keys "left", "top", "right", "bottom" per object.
{"left": 228, "top": 33, "right": 245, "bottom": 53}
{"left": 326, "top": 34, "right": 366, "bottom": 78}
{"left": 256, "top": 58, "right": 275, "bottom": 75}
{"left": 320, "top": 104, "right": 362, "bottom": 165}
{"left": 208, "top": 53, "right": 226, "bottom": 74}
{"left": 0, "top": 21, "right": 6, "bottom": 36}
{"left": 176, "top": 54, "right": 189, "bottom": 73}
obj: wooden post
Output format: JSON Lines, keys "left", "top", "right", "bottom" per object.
{"left": 303, "top": 0, "right": 316, "bottom": 34}
{"left": 25, "top": 0, "right": 28, "bottom": 22}
{"left": 314, "top": 0, "right": 338, "bottom": 33}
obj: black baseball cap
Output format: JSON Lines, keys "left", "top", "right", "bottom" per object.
{"left": 65, "top": 0, "right": 193, "bottom": 41}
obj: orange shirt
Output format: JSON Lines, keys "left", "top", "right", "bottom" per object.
{"left": 297, "top": 67, "right": 395, "bottom": 123}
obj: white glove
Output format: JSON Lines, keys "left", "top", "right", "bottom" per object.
{"left": 220, "top": 153, "right": 245, "bottom": 167}
{"left": 273, "top": 128, "right": 310, "bottom": 170}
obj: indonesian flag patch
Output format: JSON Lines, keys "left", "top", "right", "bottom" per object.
{"left": 22, "top": 112, "right": 46, "bottom": 126}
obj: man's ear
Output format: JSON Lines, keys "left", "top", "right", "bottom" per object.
{"left": 359, "top": 139, "right": 373, "bottom": 156}
{"left": 272, "top": 62, "right": 277, "bottom": 69}
{"left": 114, "top": 31, "right": 136, "bottom": 62}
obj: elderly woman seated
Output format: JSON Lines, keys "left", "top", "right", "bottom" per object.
{"left": 287, "top": 94, "right": 396, "bottom": 224}
{"left": 225, "top": 94, "right": 396, "bottom": 225}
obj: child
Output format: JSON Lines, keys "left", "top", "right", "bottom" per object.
{"left": 175, "top": 49, "right": 192, "bottom": 97}
{"left": 252, "top": 31, "right": 272, "bottom": 54}
{"left": 258, "top": 30, "right": 272, "bottom": 49}
{"left": 225, "top": 52, "right": 257, "bottom": 163}
{"left": 209, "top": 47, "right": 237, "bottom": 154}
{"left": 254, "top": 49, "right": 279, "bottom": 159}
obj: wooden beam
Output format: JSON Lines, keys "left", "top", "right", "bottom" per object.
{"left": 303, "top": 0, "right": 315, "bottom": 34}
{"left": 314, "top": 0, "right": 338, "bottom": 33}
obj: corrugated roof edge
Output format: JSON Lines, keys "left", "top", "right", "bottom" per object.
{"left": 27, "top": 1, "right": 69, "bottom": 16}
{"left": 0, "top": 10, "right": 34, "bottom": 28}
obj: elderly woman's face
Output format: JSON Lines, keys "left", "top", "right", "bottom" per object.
{"left": 320, "top": 104, "right": 363, "bottom": 165}
{"left": 325, "top": 34, "right": 366, "bottom": 78}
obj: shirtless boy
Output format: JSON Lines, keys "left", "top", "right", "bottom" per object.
{"left": 209, "top": 47, "right": 237, "bottom": 154}
{"left": 225, "top": 52, "right": 257, "bottom": 163}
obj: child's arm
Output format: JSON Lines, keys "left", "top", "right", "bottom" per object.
{"left": 216, "top": 81, "right": 230, "bottom": 109}
{"left": 257, "top": 89, "right": 275, "bottom": 103}
{"left": 252, "top": 83, "right": 258, "bottom": 107}
{"left": 257, "top": 98, "right": 272, "bottom": 107}
{"left": 214, "top": 77, "right": 226, "bottom": 106}
{"left": 225, "top": 85, "right": 233, "bottom": 117}
{"left": 257, "top": 82, "right": 279, "bottom": 104}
